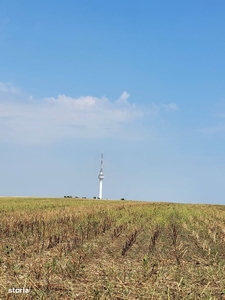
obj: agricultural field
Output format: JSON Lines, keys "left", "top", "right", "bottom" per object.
{"left": 0, "top": 197, "right": 225, "bottom": 299}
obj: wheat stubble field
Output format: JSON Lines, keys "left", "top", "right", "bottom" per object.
{"left": 0, "top": 197, "right": 225, "bottom": 299}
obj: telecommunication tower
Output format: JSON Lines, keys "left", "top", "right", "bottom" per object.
{"left": 98, "top": 154, "right": 104, "bottom": 199}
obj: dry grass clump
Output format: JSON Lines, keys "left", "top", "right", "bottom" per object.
{"left": 0, "top": 198, "right": 225, "bottom": 299}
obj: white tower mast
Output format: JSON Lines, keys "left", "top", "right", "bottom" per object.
{"left": 98, "top": 154, "right": 104, "bottom": 199}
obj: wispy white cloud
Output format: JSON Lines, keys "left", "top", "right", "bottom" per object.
{"left": 160, "top": 103, "right": 179, "bottom": 112}
{"left": 0, "top": 83, "right": 180, "bottom": 145}
{"left": 115, "top": 91, "right": 130, "bottom": 104}
{"left": 0, "top": 84, "right": 152, "bottom": 144}
{"left": 0, "top": 82, "right": 20, "bottom": 94}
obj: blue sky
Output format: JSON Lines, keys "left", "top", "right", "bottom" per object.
{"left": 0, "top": 1, "right": 225, "bottom": 204}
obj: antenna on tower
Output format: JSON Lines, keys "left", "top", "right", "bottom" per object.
{"left": 100, "top": 153, "right": 103, "bottom": 171}
{"left": 98, "top": 153, "right": 104, "bottom": 199}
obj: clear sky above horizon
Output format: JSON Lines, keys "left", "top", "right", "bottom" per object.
{"left": 0, "top": 1, "right": 225, "bottom": 204}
